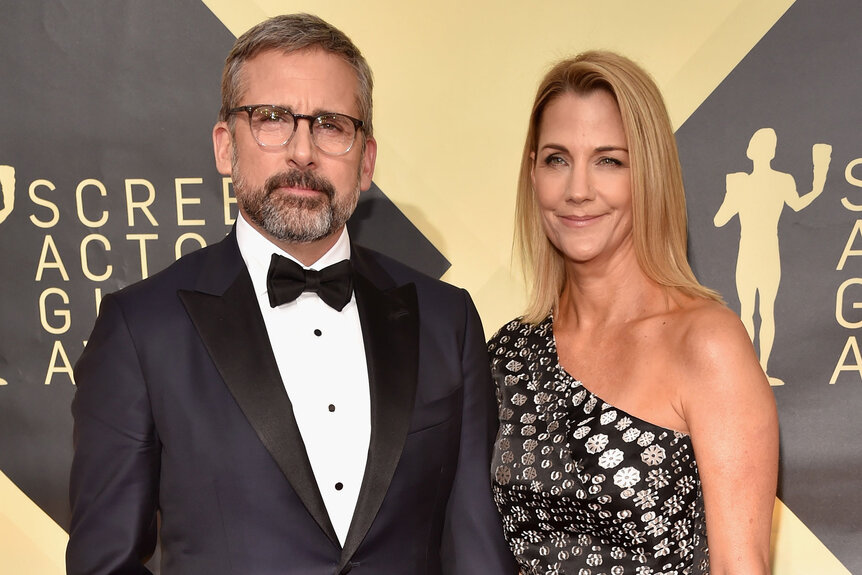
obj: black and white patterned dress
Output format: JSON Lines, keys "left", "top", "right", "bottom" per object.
{"left": 489, "top": 316, "right": 709, "bottom": 575}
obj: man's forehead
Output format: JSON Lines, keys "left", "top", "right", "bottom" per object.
{"left": 241, "top": 49, "right": 356, "bottom": 89}
{"left": 233, "top": 49, "right": 359, "bottom": 118}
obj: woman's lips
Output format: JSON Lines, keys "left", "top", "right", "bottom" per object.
{"left": 558, "top": 213, "right": 603, "bottom": 227}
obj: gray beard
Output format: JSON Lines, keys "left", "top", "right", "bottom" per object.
{"left": 233, "top": 162, "right": 359, "bottom": 244}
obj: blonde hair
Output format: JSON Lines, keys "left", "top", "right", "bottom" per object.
{"left": 516, "top": 50, "right": 721, "bottom": 323}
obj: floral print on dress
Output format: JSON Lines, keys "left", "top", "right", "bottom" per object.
{"left": 490, "top": 316, "right": 709, "bottom": 574}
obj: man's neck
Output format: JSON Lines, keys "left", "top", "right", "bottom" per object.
{"left": 240, "top": 211, "right": 344, "bottom": 267}
{"left": 274, "top": 232, "right": 342, "bottom": 267}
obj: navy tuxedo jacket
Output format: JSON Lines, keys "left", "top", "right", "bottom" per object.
{"left": 67, "top": 230, "right": 516, "bottom": 575}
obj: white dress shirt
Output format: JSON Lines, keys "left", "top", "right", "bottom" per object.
{"left": 236, "top": 213, "right": 370, "bottom": 545}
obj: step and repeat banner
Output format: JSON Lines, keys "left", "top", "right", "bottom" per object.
{"left": 0, "top": 0, "right": 858, "bottom": 572}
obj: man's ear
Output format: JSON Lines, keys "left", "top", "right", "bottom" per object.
{"left": 213, "top": 122, "right": 234, "bottom": 176}
{"left": 359, "top": 136, "right": 377, "bottom": 191}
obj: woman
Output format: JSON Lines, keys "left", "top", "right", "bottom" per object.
{"left": 489, "top": 51, "right": 778, "bottom": 574}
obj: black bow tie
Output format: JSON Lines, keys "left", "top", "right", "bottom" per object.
{"left": 266, "top": 254, "right": 354, "bottom": 311}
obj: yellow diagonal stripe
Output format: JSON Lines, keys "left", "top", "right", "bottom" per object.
{"left": 0, "top": 471, "right": 66, "bottom": 574}
{"left": 771, "top": 499, "right": 851, "bottom": 574}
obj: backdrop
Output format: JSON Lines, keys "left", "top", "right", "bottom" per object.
{"left": 0, "top": 1, "right": 858, "bottom": 573}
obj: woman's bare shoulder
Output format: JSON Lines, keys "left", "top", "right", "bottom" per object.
{"left": 665, "top": 297, "right": 771, "bottom": 409}
{"left": 668, "top": 297, "right": 751, "bottom": 359}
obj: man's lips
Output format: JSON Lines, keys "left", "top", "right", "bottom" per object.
{"left": 272, "top": 185, "right": 325, "bottom": 196}
{"left": 265, "top": 170, "right": 335, "bottom": 199}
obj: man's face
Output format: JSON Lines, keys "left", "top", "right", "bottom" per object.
{"left": 214, "top": 48, "right": 376, "bottom": 246}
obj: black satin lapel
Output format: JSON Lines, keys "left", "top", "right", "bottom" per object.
{"left": 179, "top": 270, "right": 339, "bottom": 546}
{"left": 339, "top": 271, "right": 419, "bottom": 568}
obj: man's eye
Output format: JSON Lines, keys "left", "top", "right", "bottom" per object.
{"left": 256, "top": 108, "right": 286, "bottom": 123}
{"left": 317, "top": 117, "right": 346, "bottom": 133}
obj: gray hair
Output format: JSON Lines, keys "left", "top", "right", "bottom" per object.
{"left": 219, "top": 13, "right": 374, "bottom": 137}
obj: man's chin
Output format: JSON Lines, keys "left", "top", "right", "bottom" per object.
{"left": 261, "top": 215, "right": 334, "bottom": 244}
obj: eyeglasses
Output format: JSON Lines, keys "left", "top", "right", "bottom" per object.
{"left": 228, "top": 105, "right": 364, "bottom": 156}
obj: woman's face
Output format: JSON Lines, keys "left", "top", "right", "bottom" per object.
{"left": 532, "top": 90, "right": 633, "bottom": 268}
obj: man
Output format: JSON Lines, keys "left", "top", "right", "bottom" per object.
{"left": 67, "top": 13, "right": 516, "bottom": 575}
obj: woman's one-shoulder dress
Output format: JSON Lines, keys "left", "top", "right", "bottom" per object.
{"left": 489, "top": 317, "right": 709, "bottom": 575}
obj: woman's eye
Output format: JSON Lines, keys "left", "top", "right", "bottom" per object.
{"left": 598, "top": 156, "right": 623, "bottom": 166}
{"left": 544, "top": 155, "right": 566, "bottom": 166}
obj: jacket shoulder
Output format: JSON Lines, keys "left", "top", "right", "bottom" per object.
{"left": 113, "top": 231, "right": 241, "bottom": 301}
{"left": 353, "top": 244, "right": 461, "bottom": 296}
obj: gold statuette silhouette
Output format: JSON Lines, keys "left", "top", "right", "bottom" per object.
{"left": 0, "top": 165, "right": 14, "bottom": 225}
{"left": 715, "top": 129, "right": 831, "bottom": 386}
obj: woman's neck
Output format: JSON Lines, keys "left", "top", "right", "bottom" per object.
{"left": 557, "top": 255, "right": 672, "bottom": 330}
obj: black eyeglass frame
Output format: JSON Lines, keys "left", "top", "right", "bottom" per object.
{"left": 227, "top": 104, "right": 365, "bottom": 156}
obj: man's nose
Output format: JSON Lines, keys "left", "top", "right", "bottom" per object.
{"left": 285, "top": 118, "right": 316, "bottom": 167}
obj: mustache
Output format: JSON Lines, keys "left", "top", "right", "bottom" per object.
{"left": 265, "top": 170, "right": 335, "bottom": 199}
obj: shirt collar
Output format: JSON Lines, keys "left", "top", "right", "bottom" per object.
{"left": 236, "top": 212, "right": 352, "bottom": 297}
